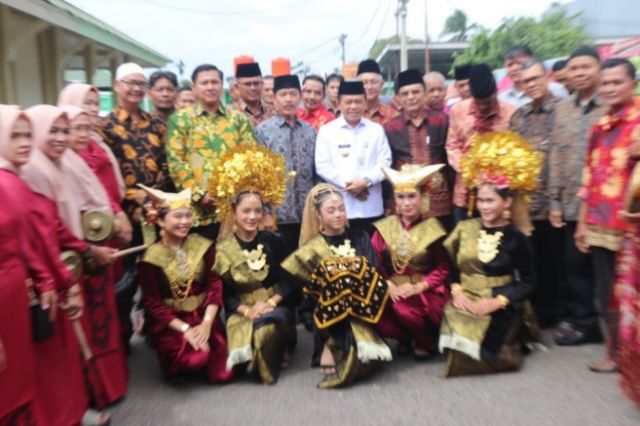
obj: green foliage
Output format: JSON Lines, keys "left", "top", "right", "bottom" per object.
{"left": 451, "top": 10, "right": 590, "bottom": 72}
{"left": 368, "top": 35, "right": 423, "bottom": 60}
{"left": 441, "top": 9, "right": 475, "bottom": 42}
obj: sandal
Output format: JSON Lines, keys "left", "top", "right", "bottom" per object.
{"left": 81, "top": 409, "right": 111, "bottom": 426}
{"left": 320, "top": 364, "right": 337, "bottom": 377}
{"left": 281, "top": 351, "right": 291, "bottom": 370}
{"left": 413, "top": 350, "right": 430, "bottom": 361}
{"left": 587, "top": 359, "right": 618, "bottom": 373}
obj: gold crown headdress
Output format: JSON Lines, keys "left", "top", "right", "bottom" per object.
{"left": 381, "top": 163, "right": 445, "bottom": 193}
{"left": 460, "top": 131, "right": 543, "bottom": 193}
{"left": 138, "top": 184, "right": 192, "bottom": 211}
{"left": 208, "top": 145, "right": 289, "bottom": 222}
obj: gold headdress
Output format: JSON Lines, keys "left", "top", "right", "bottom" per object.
{"left": 207, "top": 145, "right": 288, "bottom": 222}
{"left": 138, "top": 184, "right": 191, "bottom": 211}
{"left": 460, "top": 130, "right": 543, "bottom": 193}
{"left": 381, "top": 163, "right": 445, "bottom": 193}
{"left": 460, "top": 131, "right": 543, "bottom": 236}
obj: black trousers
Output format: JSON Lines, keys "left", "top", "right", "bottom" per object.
{"left": 277, "top": 223, "right": 301, "bottom": 254}
{"left": 590, "top": 246, "right": 616, "bottom": 318}
{"left": 530, "top": 220, "right": 563, "bottom": 327}
{"left": 349, "top": 215, "right": 383, "bottom": 238}
{"left": 558, "top": 221, "right": 598, "bottom": 332}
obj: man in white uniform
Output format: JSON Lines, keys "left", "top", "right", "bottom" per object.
{"left": 315, "top": 80, "right": 392, "bottom": 236}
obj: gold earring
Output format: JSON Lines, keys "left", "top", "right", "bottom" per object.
{"left": 232, "top": 224, "right": 238, "bottom": 234}
{"left": 503, "top": 209, "right": 511, "bottom": 220}
{"left": 319, "top": 223, "right": 325, "bottom": 233}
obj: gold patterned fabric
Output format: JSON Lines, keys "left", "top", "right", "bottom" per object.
{"left": 373, "top": 216, "right": 446, "bottom": 275}
{"left": 439, "top": 219, "right": 513, "bottom": 361}
{"left": 213, "top": 233, "right": 294, "bottom": 382}
{"left": 308, "top": 256, "right": 389, "bottom": 329}
{"left": 142, "top": 235, "right": 212, "bottom": 311}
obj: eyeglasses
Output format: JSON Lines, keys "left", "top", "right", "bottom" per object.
{"left": 522, "top": 74, "right": 545, "bottom": 85}
{"left": 120, "top": 79, "right": 147, "bottom": 89}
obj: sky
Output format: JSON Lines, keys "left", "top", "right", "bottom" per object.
{"left": 68, "top": 0, "right": 572, "bottom": 80}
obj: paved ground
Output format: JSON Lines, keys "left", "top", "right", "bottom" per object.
{"left": 111, "top": 328, "right": 640, "bottom": 426}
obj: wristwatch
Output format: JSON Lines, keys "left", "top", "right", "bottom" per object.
{"left": 180, "top": 323, "right": 190, "bottom": 333}
{"left": 364, "top": 177, "right": 373, "bottom": 188}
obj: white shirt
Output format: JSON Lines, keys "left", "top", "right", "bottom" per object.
{"left": 315, "top": 115, "right": 392, "bottom": 219}
{"left": 499, "top": 81, "right": 569, "bottom": 108}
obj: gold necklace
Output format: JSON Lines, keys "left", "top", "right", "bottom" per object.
{"left": 329, "top": 239, "right": 356, "bottom": 257}
{"left": 390, "top": 230, "right": 415, "bottom": 273}
{"left": 243, "top": 243, "right": 267, "bottom": 271}
{"left": 477, "top": 229, "right": 504, "bottom": 264}
{"left": 169, "top": 247, "right": 194, "bottom": 300}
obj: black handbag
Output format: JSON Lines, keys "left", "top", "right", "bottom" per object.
{"left": 30, "top": 303, "right": 54, "bottom": 342}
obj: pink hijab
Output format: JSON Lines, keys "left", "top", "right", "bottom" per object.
{"left": 58, "top": 82, "right": 125, "bottom": 199}
{"left": 59, "top": 105, "right": 112, "bottom": 212}
{"left": 21, "top": 105, "right": 85, "bottom": 238}
{"left": 0, "top": 105, "right": 29, "bottom": 173}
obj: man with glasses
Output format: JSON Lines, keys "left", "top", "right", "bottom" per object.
{"left": 166, "top": 63, "right": 256, "bottom": 241}
{"left": 356, "top": 59, "right": 398, "bottom": 125}
{"left": 233, "top": 62, "right": 275, "bottom": 129}
{"left": 148, "top": 70, "right": 179, "bottom": 122}
{"left": 509, "top": 58, "right": 561, "bottom": 328}
{"left": 97, "top": 62, "right": 174, "bottom": 350}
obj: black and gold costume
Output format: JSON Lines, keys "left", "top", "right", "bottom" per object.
{"left": 439, "top": 218, "right": 537, "bottom": 376}
{"left": 213, "top": 231, "right": 296, "bottom": 384}
{"left": 282, "top": 228, "right": 391, "bottom": 389}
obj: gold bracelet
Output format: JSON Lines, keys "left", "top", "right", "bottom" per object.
{"left": 267, "top": 298, "right": 277, "bottom": 308}
{"left": 496, "top": 295, "right": 510, "bottom": 309}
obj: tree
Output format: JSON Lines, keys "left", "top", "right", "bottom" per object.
{"left": 368, "top": 35, "right": 423, "bottom": 60}
{"left": 451, "top": 10, "right": 590, "bottom": 71}
{"left": 441, "top": 9, "right": 476, "bottom": 42}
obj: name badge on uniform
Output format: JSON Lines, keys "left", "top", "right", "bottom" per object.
{"left": 338, "top": 143, "right": 351, "bottom": 157}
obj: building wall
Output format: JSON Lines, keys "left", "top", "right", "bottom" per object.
{"left": 562, "top": 0, "right": 640, "bottom": 38}
{"left": 14, "top": 35, "right": 44, "bottom": 107}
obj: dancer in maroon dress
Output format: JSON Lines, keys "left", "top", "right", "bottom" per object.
{"left": 137, "top": 185, "right": 233, "bottom": 383}
{"left": 372, "top": 164, "right": 450, "bottom": 358}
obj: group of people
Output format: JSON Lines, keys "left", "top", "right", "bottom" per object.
{"left": 2, "top": 42, "right": 640, "bottom": 426}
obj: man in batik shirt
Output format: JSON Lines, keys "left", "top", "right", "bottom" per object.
{"left": 356, "top": 59, "right": 398, "bottom": 125}
{"left": 255, "top": 75, "right": 317, "bottom": 252}
{"left": 166, "top": 63, "right": 255, "bottom": 240}
{"left": 233, "top": 62, "right": 276, "bottom": 129}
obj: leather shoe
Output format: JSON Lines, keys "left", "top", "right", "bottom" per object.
{"left": 554, "top": 327, "right": 604, "bottom": 346}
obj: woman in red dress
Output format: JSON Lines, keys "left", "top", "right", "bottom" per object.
{"left": 137, "top": 185, "right": 233, "bottom": 384}
{"left": 0, "top": 106, "right": 57, "bottom": 425}
{"left": 22, "top": 105, "right": 114, "bottom": 426}
{"left": 372, "top": 164, "right": 450, "bottom": 359}
{"left": 56, "top": 105, "right": 129, "bottom": 409}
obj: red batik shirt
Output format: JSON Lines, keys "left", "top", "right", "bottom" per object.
{"left": 296, "top": 105, "right": 335, "bottom": 131}
{"left": 579, "top": 100, "right": 640, "bottom": 251}
{"left": 365, "top": 101, "right": 399, "bottom": 126}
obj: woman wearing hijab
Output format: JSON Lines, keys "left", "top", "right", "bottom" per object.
{"left": 21, "top": 105, "right": 114, "bottom": 426}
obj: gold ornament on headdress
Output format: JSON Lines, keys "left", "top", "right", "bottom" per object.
{"left": 208, "top": 145, "right": 290, "bottom": 222}
{"left": 460, "top": 131, "right": 543, "bottom": 193}
{"left": 381, "top": 163, "right": 445, "bottom": 193}
{"left": 138, "top": 184, "right": 192, "bottom": 211}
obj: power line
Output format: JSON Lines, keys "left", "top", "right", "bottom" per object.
{"left": 373, "top": 0, "right": 394, "bottom": 45}
{"left": 290, "top": 36, "right": 339, "bottom": 59}
{"left": 349, "top": 0, "right": 384, "bottom": 45}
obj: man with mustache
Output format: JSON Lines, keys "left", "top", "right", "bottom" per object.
{"left": 255, "top": 75, "right": 317, "bottom": 252}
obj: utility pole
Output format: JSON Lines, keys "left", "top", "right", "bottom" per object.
{"left": 338, "top": 33, "right": 347, "bottom": 65}
{"left": 398, "top": 0, "right": 409, "bottom": 71}
{"left": 424, "top": 0, "right": 430, "bottom": 72}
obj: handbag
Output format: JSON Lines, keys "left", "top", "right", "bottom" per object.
{"left": 30, "top": 302, "right": 54, "bottom": 342}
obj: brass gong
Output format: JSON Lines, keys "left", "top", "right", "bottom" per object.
{"left": 81, "top": 209, "right": 114, "bottom": 243}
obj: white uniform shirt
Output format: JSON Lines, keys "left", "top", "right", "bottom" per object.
{"left": 315, "top": 115, "right": 392, "bottom": 219}
{"left": 499, "top": 81, "right": 569, "bottom": 108}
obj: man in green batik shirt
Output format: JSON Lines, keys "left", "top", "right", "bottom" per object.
{"left": 166, "top": 63, "right": 256, "bottom": 240}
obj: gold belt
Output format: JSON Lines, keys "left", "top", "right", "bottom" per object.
{"left": 163, "top": 293, "right": 206, "bottom": 312}
{"left": 392, "top": 274, "right": 424, "bottom": 285}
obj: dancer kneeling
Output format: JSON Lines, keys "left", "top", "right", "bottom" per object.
{"left": 137, "top": 185, "right": 233, "bottom": 383}
{"left": 210, "top": 145, "right": 297, "bottom": 384}
{"left": 439, "top": 131, "right": 541, "bottom": 377}
{"left": 373, "top": 164, "right": 450, "bottom": 359}
{"left": 282, "top": 184, "right": 392, "bottom": 388}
